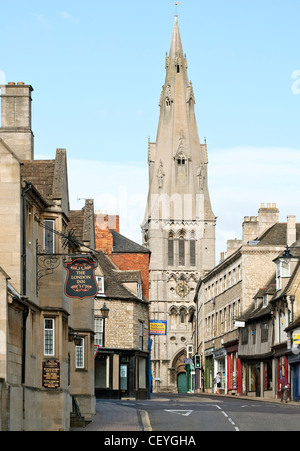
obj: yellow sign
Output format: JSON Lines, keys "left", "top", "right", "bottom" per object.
{"left": 149, "top": 320, "right": 167, "bottom": 336}
{"left": 293, "top": 332, "right": 300, "bottom": 345}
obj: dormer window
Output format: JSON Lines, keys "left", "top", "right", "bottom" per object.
{"left": 276, "top": 260, "right": 290, "bottom": 290}
{"left": 137, "top": 283, "right": 143, "bottom": 300}
{"left": 96, "top": 276, "right": 105, "bottom": 296}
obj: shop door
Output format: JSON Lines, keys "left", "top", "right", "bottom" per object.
{"left": 120, "top": 363, "right": 129, "bottom": 397}
{"left": 293, "top": 365, "right": 299, "bottom": 402}
{"left": 256, "top": 366, "right": 261, "bottom": 397}
{"left": 177, "top": 372, "right": 187, "bottom": 394}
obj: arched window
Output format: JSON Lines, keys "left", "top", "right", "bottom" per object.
{"left": 168, "top": 233, "right": 174, "bottom": 266}
{"left": 179, "top": 235, "right": 185, "bottom": 266}
{"left": 180, "top": 308, "right": 186, "bottom": 324}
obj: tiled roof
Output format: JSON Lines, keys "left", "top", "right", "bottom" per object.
{"left": 21, "top": 160, "right": 55, "bottom": 204}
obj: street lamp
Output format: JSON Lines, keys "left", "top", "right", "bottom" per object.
{"left": 100, "top": 303, "right": 110, "bottom": 319}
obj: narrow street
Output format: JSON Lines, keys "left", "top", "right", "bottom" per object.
{"left": 72, "top": 393, "right": 300, "bottom": 433}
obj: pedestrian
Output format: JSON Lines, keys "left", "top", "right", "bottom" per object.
{"left": 214, "top": 372, "right": 222, "bottom": 394}
{"left": 279, "top": 374, "right": 289, "bottom": 403}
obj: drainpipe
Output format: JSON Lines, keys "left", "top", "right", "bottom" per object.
{"left": 22, "top": 181, "right": 32, "bottom": 296}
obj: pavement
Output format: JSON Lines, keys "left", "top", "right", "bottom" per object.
{"left": 70, "top": 392, "right": 300, "bottom": 432}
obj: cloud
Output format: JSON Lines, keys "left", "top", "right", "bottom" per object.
{"left": 36, "top": 145, "right": 300, "bottom": 259}
{"left": 58, "top": 11, "right": 79, "bottom": 24}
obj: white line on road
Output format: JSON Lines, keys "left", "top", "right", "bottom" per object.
{"left": 216, "top": 406, "right": 240, "bottom": 432}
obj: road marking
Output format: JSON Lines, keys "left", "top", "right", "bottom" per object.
{"left": 215, "top": 406, "right": 240, "bottom": 431}
{"left": 165, "top": 410, "right": 193, "bottom": 417}
{"left": 140, "top": 410, "right": 152, "bottom": 431}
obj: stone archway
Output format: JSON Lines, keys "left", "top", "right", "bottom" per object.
{"left": 170, "top": 348, "right": 187, "bottom": 393}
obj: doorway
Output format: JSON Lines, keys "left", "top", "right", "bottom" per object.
{"left": 120, "top": 363, "right": 129, "bottom": 397}
{"left": 177, "top": 372, "right": 187, "bottom": 394}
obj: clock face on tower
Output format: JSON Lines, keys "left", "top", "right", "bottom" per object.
{"left": 176, "top": 280, "right": 190, "bottom": 298}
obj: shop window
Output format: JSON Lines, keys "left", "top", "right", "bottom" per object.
{"left": 139, "top": 358, "right": 147, "bottom": 389}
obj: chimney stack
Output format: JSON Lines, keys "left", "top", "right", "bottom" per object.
{"left": 287, "top": 215, "right": 297, "bottom": 247}
{"left": 0, "top": 82, "right": 34, "bottom": 160}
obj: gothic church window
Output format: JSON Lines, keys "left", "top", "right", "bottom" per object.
{"left": 168, "top": 233, "right": 174, "bottom": 266}
{"left": 179, "top": 236, "right": 185, "bottom": 266}
{"left": 190, "top": 238, "right": 196, "bottom": 267}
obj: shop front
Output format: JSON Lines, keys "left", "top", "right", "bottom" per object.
{"left": 204, "top": 347, "right": 214, "bottom": 392}
{"left": 225, "top": 340, "right": 242, "bottom": 395}
{"left": 213, "top": 348, "right": 226, "bottom": 393}
{"left": 273, "top": 343, "right": 289, "bottom": 400}
{"left": 240, "top": 356, "right": 274, "bottom": 397}
{"left": 95, "top": 348, "right": 149, "bottom": 400}
{"left": 288, "top": 352, "right": 300, "bottom": 402}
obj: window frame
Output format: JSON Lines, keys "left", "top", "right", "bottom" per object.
{"left": 44, "top": 219, "right": 55, "bottom": 254}
{"left": 75, "top": 337, "right": 85, "bottom": 369}
{"left": 44, "top": 318, "right": 55, "bottom": 356}
{"left": 96, "top": 276, "right": 105, "bottom": 296}
{"left": 94, "top": 317, "right": 104, "bottom": 347}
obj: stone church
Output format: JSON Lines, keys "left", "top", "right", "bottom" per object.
{"left": 142, "top": 16, "right": 216, "bottom": 393}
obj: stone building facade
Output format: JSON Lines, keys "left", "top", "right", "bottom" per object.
{"left": 142, "top": 16, "right": 216, "bottom": 393}
{"left": 93, "top": 251, "right": 150, "bottom": 400}
{"left": 195, "top": 204, "right": 299, "bottom": 395}
{"left": 0, "top": 83, "right": 95, "bottom": 430}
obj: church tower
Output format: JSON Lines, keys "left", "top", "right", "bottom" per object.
{"left": 142, "top": 16, "right": 216, "bottom": 393}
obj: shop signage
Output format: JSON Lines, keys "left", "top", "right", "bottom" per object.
{"left": 94, "top": 345, "right": 100, "bottom": 358}
{"left": 293, "top": 331, "right": 300, "bottom": 345}
{"left": 42, "top": 359, "right": 60, "bottom": 389}
{"left": 149, "top": 320, "right": 167, "bottom": 336}
{"left": 64, "top": 258, "right": 98, "bottom": 299}
{"left": 234, "top": 320, "right": 245, "bottom": 328}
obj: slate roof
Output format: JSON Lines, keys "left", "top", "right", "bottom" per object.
{"left": 21, "top": 160, "right": 55, "bottom": 204}
{"left": 239, "top": 274, "right": 276, "bottom": 323}
{"left": 111, "top": 229, "right": 150, "bottom": 254}
{"left": 257, "top": 223, "right": 300, "bottom": 246}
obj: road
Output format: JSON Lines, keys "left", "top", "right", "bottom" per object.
{"left": 101, "top": 393, "right": 300, "bottom": 432}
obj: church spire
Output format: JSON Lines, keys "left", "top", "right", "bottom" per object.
{"left": 145, "top": 14, "right": 215, "bottom": 223}
{"left": 169, "top": 15, "right": 184, "bottom": 62}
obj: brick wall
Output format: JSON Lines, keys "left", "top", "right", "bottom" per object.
{"left": 111, "top": 253, "right": 150, "bottom": 300}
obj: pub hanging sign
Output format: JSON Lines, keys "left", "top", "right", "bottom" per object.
{"left": 64, "top": 258, "right": 98, "bottom": 299}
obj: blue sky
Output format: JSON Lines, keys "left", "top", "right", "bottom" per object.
{"left": 1, "top": 0, "right": 300, "bottom": 258}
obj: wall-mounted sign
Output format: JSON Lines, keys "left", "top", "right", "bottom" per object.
{"left": 42, "top": 359, "right": 60, "bottom": 389}
{"left": 149, "top": 320, "right": 167, "bottom": 336}
{"left": 293, "top": 331, "right": 300, "bottom": 345}
{"left": 64, "top": 258, "right": 98, "bottom": 299}
{"left": 234, "top": 320, "right": 245, "bottom": 328}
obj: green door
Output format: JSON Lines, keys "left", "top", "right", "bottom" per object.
{"left": 177, "top": 372, "right": 187, "bottom": 394}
